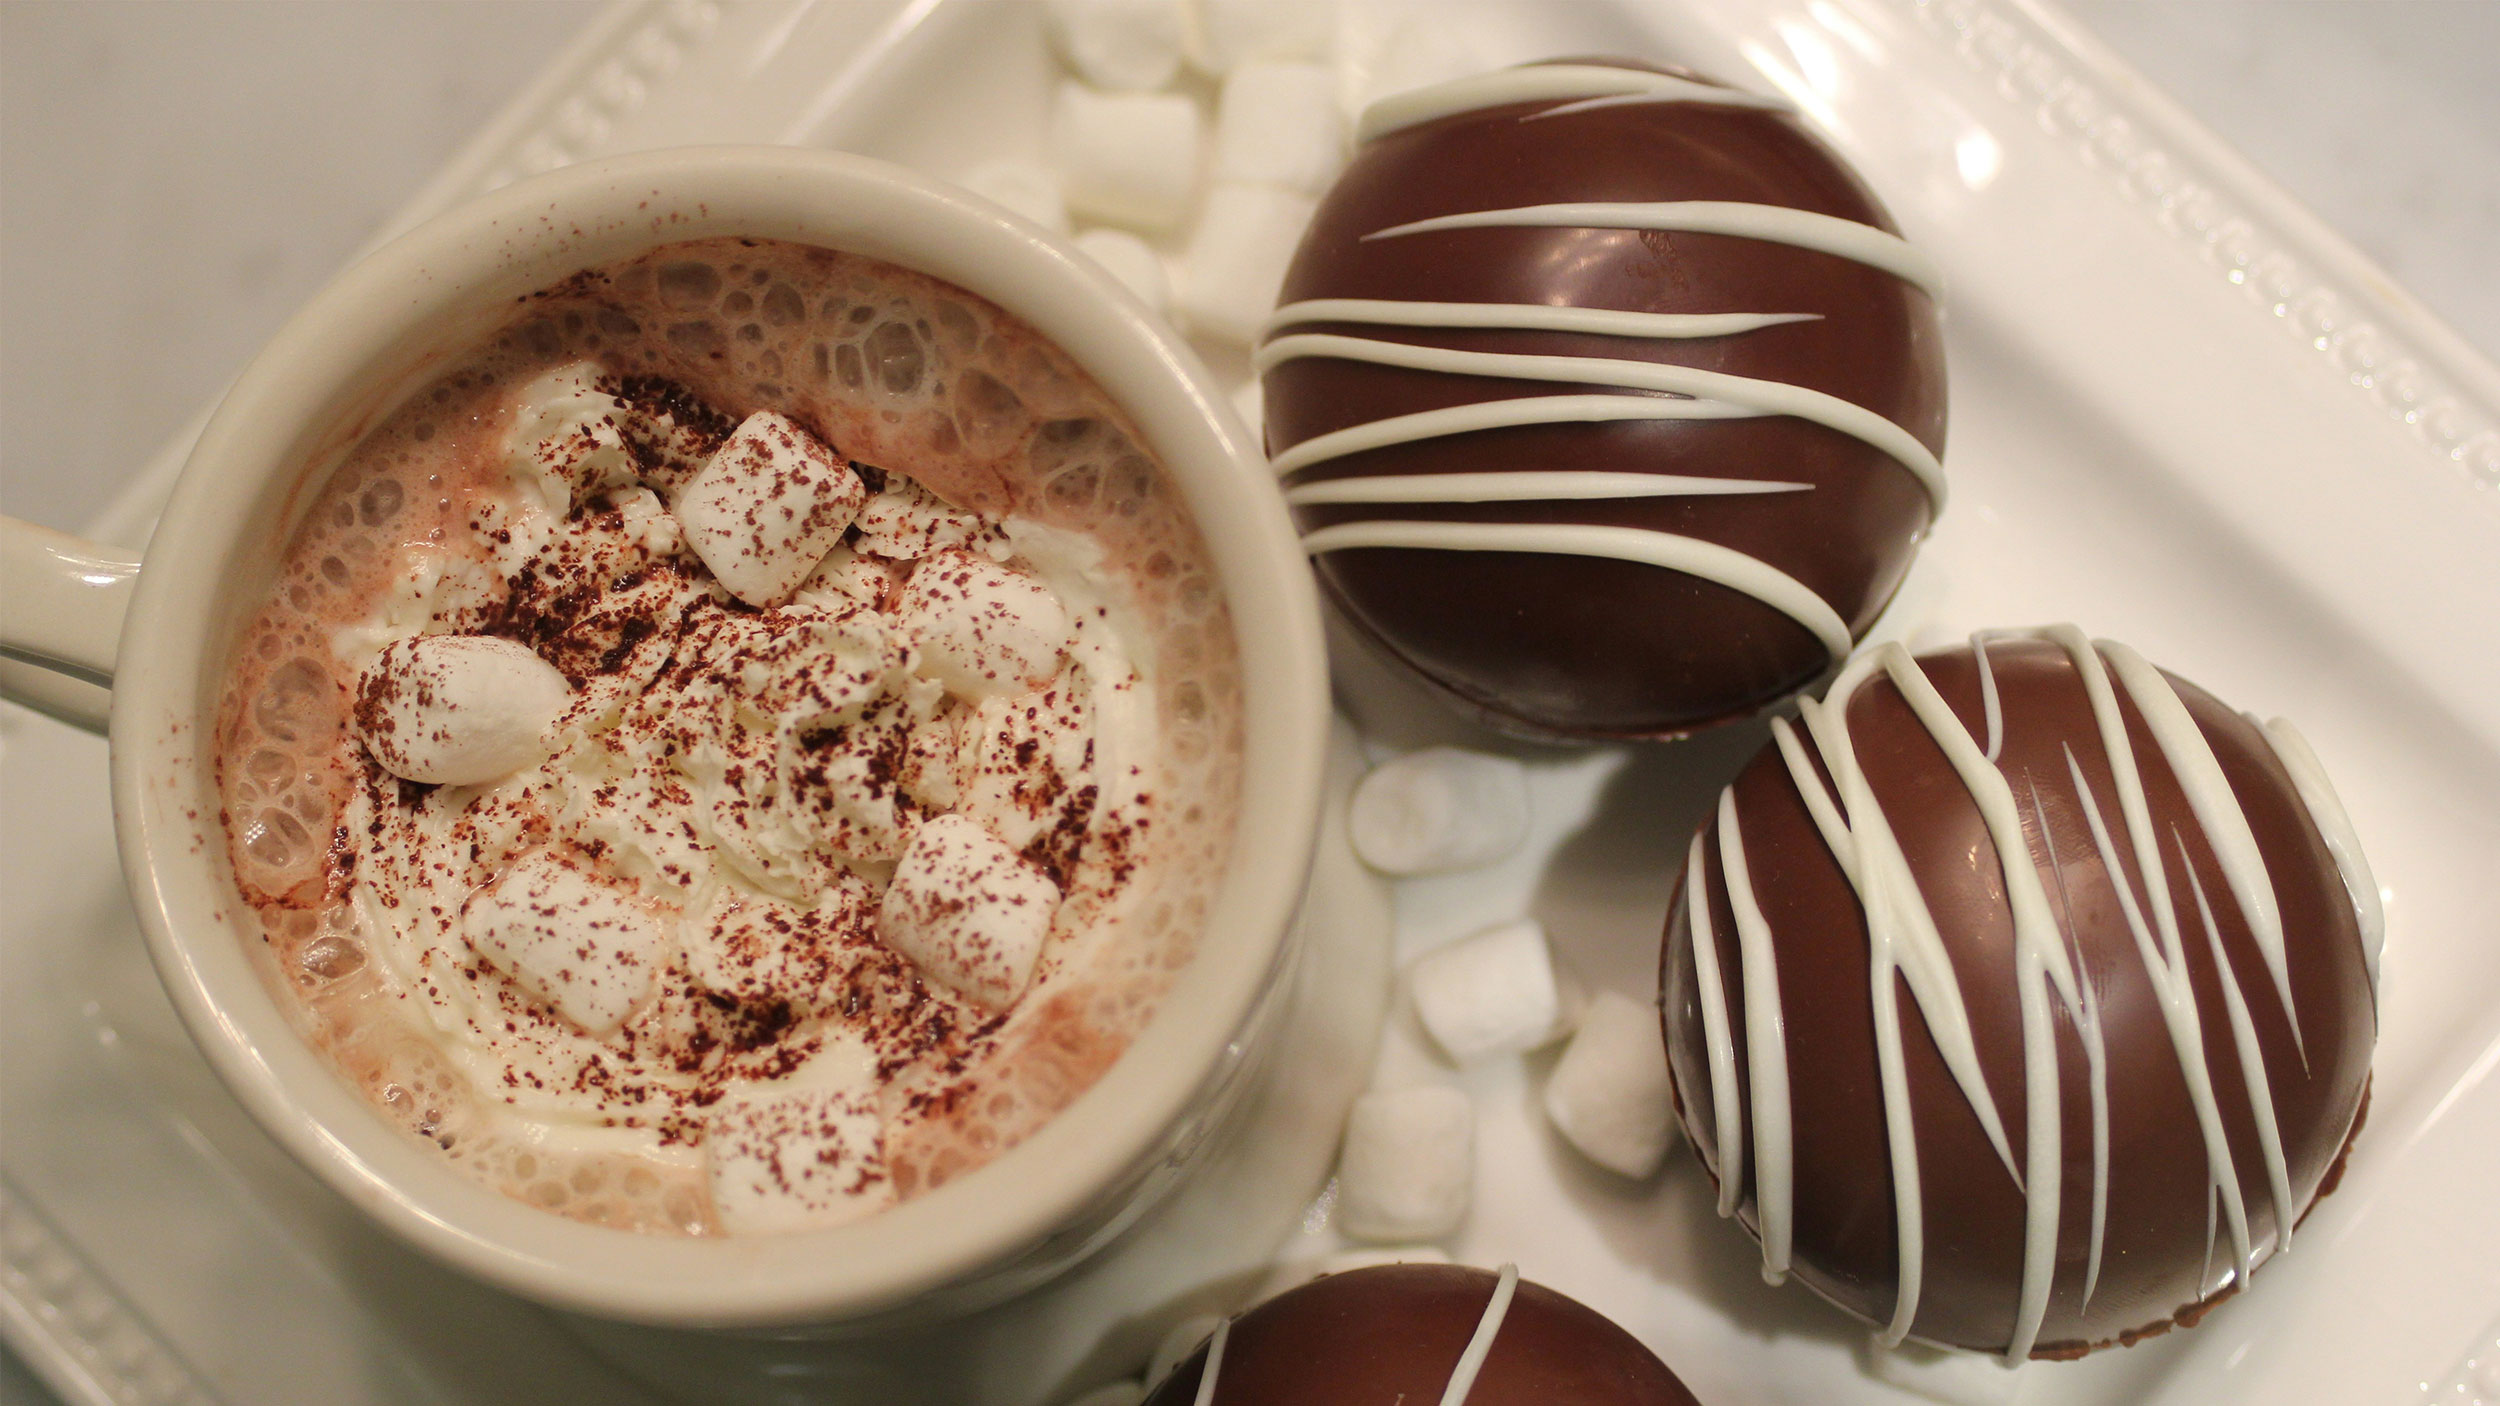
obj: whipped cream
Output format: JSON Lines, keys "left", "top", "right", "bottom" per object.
{"left": 332, "top": 363, "right": 1148, "bottom": 1223}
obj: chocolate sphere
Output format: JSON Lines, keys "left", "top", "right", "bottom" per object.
{"left": 1261, "top": 60, "right": 1946, "bottom": 740}
{"left": 1659, "top": 629, "right": 2378, "bottom": 1357}
{"left": 1143, "top": 1264, "right": 1701, "bottom": 1405}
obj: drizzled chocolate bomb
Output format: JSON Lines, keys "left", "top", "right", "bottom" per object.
{"left": 1260, "top": 61, "right": 1946, "bottom": 739}
{"left": 1144, "top": 1264, "right": 1702, "bottom": 1405}
{"left": 1660, "top": 629, "right": 2378, "bottom": 1356}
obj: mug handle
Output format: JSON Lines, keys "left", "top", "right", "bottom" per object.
{"left": 0, "top": 516, "right": 141, "bottom": 734}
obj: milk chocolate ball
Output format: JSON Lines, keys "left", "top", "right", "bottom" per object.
{"left": 1261, "top": 60, "right": 1946, "bottom": 740}
{"left": 1659, "top": 629, "right": 2378, "bottom": 1357}
{"left": 1143, "top": 1264, "right": 1701, "bottom": 1405}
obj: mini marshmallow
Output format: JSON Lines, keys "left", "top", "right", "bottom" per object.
{"left": 1074, "top": 228, "right": 1172, "bottom": 313}
{"left": 1346, "top": 746, "right": 1529, "bottom": 875}
{"left": 1044, "top": 0, "right": 1186, "bottom": 91}
{"left": 1174, "top": 184, "right": 1316, "bottom": 346}
{"left": 1340, "top": 16, "right": 1484, "bottom": 118}
{"left": 1051, "top": 83, "right": 1202, "bottom": 234}
{"left": 1337, "top": 1084, "right": 1473, "bottom": 1242}
{"left": 462, "top": 851, "right": 669, "bottom": 1037}
{"left": 1214, "top": 61, "right": 1345, "bottom": 194}
{"left": 1541, "top": 990, "right": 1677, "bottom": 1179}
{"left": 354, "top": 633, "right": 572, "bottom": 787}
{"left": 677, "top": 411, "right": 864, "bottom": 608}
{"left": 853, "top": 477, "right": 999, "bottom": 560}
{"left": 1189, "top": 0, "right": 1334, "bottom": 74}
{"left": 1408, "top": 919, "right": 1562, "bottom": 1063}
{"left": 962, "top": 158, "right": 1069, "bottom": 232}
{"left": 1866, "top": 1341, "right": 2029, "bottom": 1405}
{"left": 704, "top": 1083, "right": 894, "bottom": 1234}
{"left": 798, "top": 542, "right": 906, "bottom": 610}
{"left": 877, "top": 814, "right": 1061, "bottom": 1009}
{"left": 892, "top": 549, "right": 1072, "bottom": 699}
{"left": 1148, "top": 1314, "right": 1226, "bottom": 1387}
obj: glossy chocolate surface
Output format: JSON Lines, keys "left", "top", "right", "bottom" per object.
{"left": 1264, "top": 61, "right": 1945, "bottom": 739}
{"left": 1143, "top": 1264, "right": 1701, "bottom": 1405}
{"left": 1659, "top": 638, "right": 2374, "bottom": 1355}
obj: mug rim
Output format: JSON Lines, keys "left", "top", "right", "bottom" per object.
{"left": 105, "top": 146, "right": 1328, "bottom": 1326}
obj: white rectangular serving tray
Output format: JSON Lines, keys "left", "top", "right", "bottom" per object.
{"left": 4, "top": 1, "right": 2495, "bottom": 1403}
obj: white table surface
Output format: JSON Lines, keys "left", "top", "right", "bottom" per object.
{"left": 2, "top": 2, "right": 2495, "bottom": 1402}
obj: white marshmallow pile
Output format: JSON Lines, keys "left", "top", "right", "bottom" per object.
{"left": 461, "top": 851, "right": 670, "bottom": 1037}
{"left": 1408, "top": 919, "right": 1568, "bottom": 1063}
{"left": 1345, "top": 746, "right": 1530, "bottom": 876}
{"left": 1336, "top": 1083, "right": 1473, "bottom": 1242}
{"left": 703, "top": 1082, "right": 895, "bottom": 1234}
{"left": 677, "top": 410, "right": 866, "bottom": 608}
{"left": 983, "top": 0, "right": 1516, "bottom": 353}
{"left": 876, "top": 813, "right": 1062, "bottom": 1009}
{"left": 1541, "top": 990, "right": 1677, "bottom": 1179}
{"left": 353, "top": 633, "right": 573, "bottom": 787}
{"left": 891, "top": 548, "right": 1073, "bottom": 699}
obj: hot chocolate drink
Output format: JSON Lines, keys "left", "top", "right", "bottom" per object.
{"left": 211, "top": 237, "right": 1241, "bottom": 1236}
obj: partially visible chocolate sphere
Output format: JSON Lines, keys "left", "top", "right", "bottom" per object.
{"left": 1659, "top": 628, "right": 2377, "bottom": 1357}
{"left": 1262, "top": 60, "right": 1946, "bottom": 740}
{"left": 1143, "top": 1264, "right": 1701, "bottom": 1405}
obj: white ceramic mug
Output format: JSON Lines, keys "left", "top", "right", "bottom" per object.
{"left": 0, "top": 148, "right": 1364, "bottom": 1353}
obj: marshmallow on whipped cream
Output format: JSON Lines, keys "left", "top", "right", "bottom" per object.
{"left": 461, "top": 850, "right": 671, "bottom": 1037}
{"left": 877, "top": 813, "right": 1062, "bottom": 1009}
{"left": 352, "top": 633, "right": 573, "bottom": 787}
{"left": 677, "top": 410, "right": 867, "bottom": 608}
{"left": 704, "top": 1080, "right": 895, "bottom": 1234}
{"left": 892, "top": 548, "right": 1072, "bottom": 699}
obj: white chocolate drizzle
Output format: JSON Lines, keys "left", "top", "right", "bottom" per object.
{"left": 1267, "top": 299, "right": 1821, "bottom": 342}
{"left": 1684, "top": 830, "right": 1747, "bottom": 1218}
{"left": 1439, "top": 1263, "right": 1522, "bottom": 1406}
{"left": 2253, "top": 717, "right": 2383, "bottom": 994}
{"left": 1299, "top": 519, "right": 1851, "bottom": 661}
{"left": 1257, "top": 334, "right": 1945, "bottom": 508}
{"left": 1358, "top": 64, "right": 1792, "bottom": 144}
{"left": 1717, "top": 787, "right": 1797, "bottom": 1280}
{"left": 1283, "top": 471, "right": 1809, "bottom": 506}
{"left": 1363, "top": 202, "right": 1944, "bottom": 302}
{"left": 1689, "top": 626, "right": 2368, "bottom": 1357}
{"left": 1191, "top": 1317, "right": 1230, "bottom": 1406}
{"left": 1267, "top": 395, "right": 1762, "bottom": 479}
